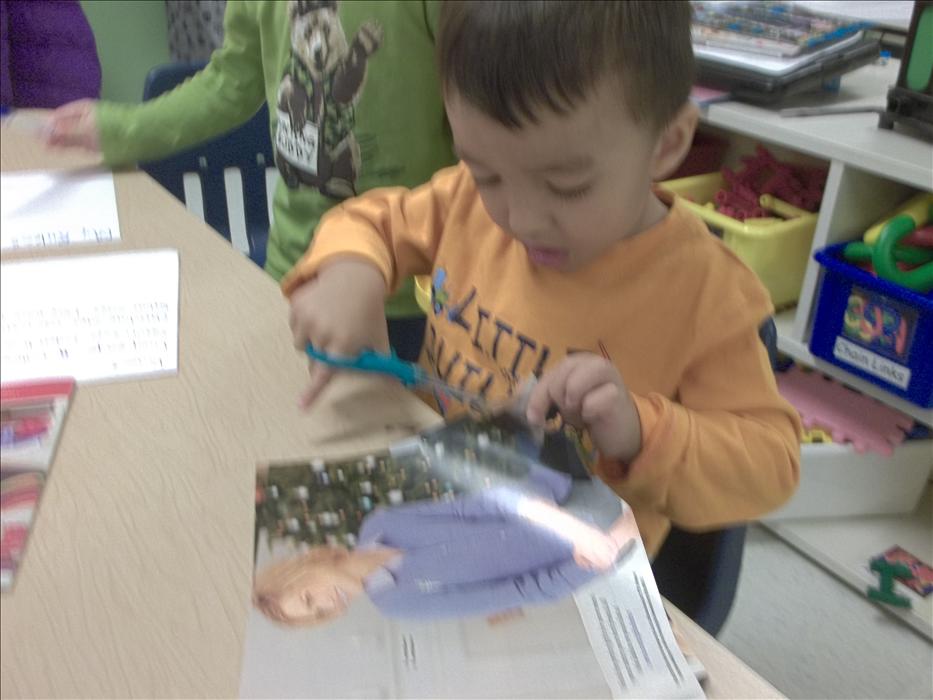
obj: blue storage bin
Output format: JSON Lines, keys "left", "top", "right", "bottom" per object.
{"left": 810, "top": 243, "right": 933, "bottom": 408}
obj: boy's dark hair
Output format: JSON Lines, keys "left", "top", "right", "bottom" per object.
{"left": 437, "top": 1, "right": 694, "bottom": 130}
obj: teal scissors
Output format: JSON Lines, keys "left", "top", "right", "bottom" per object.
{"left": 305, "top": 344, "right": 488, "bottom": 413}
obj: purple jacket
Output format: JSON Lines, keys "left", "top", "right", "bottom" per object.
{"left": 0, "top": 0, "right": 101, "bottom": 108}
{"left": 359, "top": 468, "right": 600, "bottom": 620}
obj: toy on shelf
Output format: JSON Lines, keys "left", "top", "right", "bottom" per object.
{"left": 845, "top": 201, "right": 933, "bottom": 294}
{"left": 716, "top": 145, "right": 827, "bottom": 220}
{"left": 776, "top": 365, "right": 915, "bottom": 456}
{"left": 660, "top": 146, "right": 828, "bottom": 308}
{"left": 759, "top": 193, "right": 810, "bottom": 219}
{"left": 873, "top": 213, "right": 933, "bottom": 293}
{"left": 873, "top": 545, "right": 933, "bottom": 598}
{"left": 812, "top": 241, "right": 933, "bottom": 407}
{"left": 862, "top": 192, "right": 933, "bottom": 245}
{"left": 902, "top": 225, "right": 933, "bottom": 248}
{"left": 843, "top": 242, "right": 933, "bottom": 268}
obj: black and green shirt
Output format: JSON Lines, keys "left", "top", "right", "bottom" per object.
{"left": 97, "top": 0, "right": 455, "bottom": 317}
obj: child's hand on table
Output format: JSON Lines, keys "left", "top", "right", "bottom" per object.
{"left": 289, "top": 258, "right": 389, "bottom": 408}
{"left": 525, "top": 354, "right": 642, "bottom": 465}
{"left": 45, "top": 99, "right": 101, "bottom": 152}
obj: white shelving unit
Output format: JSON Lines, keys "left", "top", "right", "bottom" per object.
{"left": 697, "top": 60, "right": 933, "bottom": 638}
{"left": 702, "top": 61, "right": 933, "bottom": 426}
{"left": 704, "top": 64, "right": 932, "bottom": 190}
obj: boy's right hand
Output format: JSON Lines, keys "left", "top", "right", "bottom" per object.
{"left": 288, "top": 258, "right": 389, "bottom": 409}
{"left": 45, "top": 99, "right": 101, "bottom": 152}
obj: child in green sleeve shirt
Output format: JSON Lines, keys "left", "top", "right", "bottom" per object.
{"left": 46, "top": 0, "right": 455, "bottom": 360}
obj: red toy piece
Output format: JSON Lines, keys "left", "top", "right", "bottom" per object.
{"left": 711, "top": 146, "right": 828, "bottom": 222}
{"left": 904, "top": 225, "right": 933, "bottom": 248}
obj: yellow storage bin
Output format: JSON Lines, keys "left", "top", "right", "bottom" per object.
{"left": 659, "top": 172, "right": 819, "bottom": 308}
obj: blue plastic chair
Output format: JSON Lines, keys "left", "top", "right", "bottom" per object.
{"left": 651, "top": 318, "right": 780, "bottom": 637}
{"left": 140, "top": 62, "right": 274, "bottom": 267}
{"left": 652, "top": 523, "right": 747, "bottom": 637}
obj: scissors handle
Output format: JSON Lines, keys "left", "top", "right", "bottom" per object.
{"left": 305, "top": 344, "right": 423, "bottom": 387}
{"left": 304, "top": 344, "right": 490, "bottom": 413}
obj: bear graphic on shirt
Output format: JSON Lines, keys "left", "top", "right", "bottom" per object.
{"left": 274, "top": 0, "right": 382, "bottom": 198}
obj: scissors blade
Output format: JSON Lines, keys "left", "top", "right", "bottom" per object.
{"left": 417, "top": 375, "right": 490, "bottom": 414}
{"left": 417, "top": 374, "right": 541, "bottom": 429}
{"left": 306, "top": 343, "right": 534, "bottom": 424}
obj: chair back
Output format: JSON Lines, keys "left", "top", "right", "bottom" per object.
{"left": 141, "top": 62, "right": 275, "bottom": 267}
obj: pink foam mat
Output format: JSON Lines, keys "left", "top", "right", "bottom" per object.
{"left": 777, "top": 366, "right": 915, "bottom": 456}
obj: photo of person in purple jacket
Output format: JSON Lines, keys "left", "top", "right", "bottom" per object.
{"left": 253, "top": 484, "right": 639, "bottom": 627}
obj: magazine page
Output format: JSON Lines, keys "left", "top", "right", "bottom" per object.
{"left": 241, "top": 413, "right": 704, "bottom": 699}
{"left": 1, "top": 378, "right": 75, "bottom": 591}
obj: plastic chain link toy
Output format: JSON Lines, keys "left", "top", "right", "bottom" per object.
{"left": 844, "top": 199, "right": 933, "bottom": 293}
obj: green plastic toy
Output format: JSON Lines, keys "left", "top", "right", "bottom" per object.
{"left": 867, "top": 559, "right": 913, "bottom": 608}
{"left": 843, "top": 241, "right": 933, "bottom": 266}
{"left": 843, "top": 204, "right": 933, "bottom": 293}
{"left": 873, "top": 211, "right": 933, "bottom": 293}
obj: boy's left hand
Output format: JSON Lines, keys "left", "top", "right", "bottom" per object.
{"left": 525, "top": 354, "right": 642, "bottom": 464}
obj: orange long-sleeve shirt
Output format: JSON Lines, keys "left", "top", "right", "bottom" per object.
{"left": 283, "top": 163, "right": 800, "bottom": 554}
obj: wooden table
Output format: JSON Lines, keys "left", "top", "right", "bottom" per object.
{"left": 0, "top": 121, "right": 782, "bottom": 700}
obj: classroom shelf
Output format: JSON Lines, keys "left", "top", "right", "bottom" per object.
{"left": 703, "top": 63, "right": 933, "bottom": 191}
{"left": 762, "top": 483, "right": 933, "bottom": 642}
{"left": 704, "top": 62, "right": 933, "bottom": 428}
{"left": 702, "top": 57, "right": 933, "bottom": 640}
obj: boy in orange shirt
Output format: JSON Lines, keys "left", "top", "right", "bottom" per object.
{"left": 283, "top": 0, "right": 800, "bottom": 555}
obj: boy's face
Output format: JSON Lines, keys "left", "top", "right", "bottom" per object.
{"left": 446, "top": 81, "right": 687, "bottom": 272}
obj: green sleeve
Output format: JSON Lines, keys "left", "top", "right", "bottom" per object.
{"left": 96, "top": 1, "right": 266, "bottom": 166}
{"left": 423, "top": 0, "right": 441, "bottom": 42}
